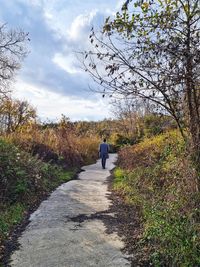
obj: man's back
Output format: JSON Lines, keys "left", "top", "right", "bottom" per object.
{"left": 99, "top": 140, "right": 109, "bottom": 169}
{"left": 99, "top": 142, "right": 109, "bottom": 158}
{"left": 99, "top": 143, "right": 109, "bottom": 154}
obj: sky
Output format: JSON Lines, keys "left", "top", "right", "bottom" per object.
{"left": 0, "top": 0, "right": 124, "bottom": 121}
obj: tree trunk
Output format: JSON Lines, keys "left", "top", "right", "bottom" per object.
{"left": 185, "top": 10, "right": 200, "bottom": 189}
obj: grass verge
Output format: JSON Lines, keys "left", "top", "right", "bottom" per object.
{"left": 114, "top": 130, "right": 200, "bottom": 266}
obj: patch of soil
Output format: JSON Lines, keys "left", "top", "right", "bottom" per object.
{"left": 1, "top": 201, "right": 40, "bottom": 267}
{"left": 105, "top": 173, "right": 151, "bottom": 266}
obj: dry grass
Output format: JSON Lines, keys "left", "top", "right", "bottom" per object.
{"left": 5, "top": 122, "right": 100, "bottom": 168}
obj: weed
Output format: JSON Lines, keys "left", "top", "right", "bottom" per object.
{"left": 0, "top": 204, "right": 25, "bottom": 239}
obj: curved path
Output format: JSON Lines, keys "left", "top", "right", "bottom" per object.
{"left": 10, "top": 154, "right": 130, "bottom": 267}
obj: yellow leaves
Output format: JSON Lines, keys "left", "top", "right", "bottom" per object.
{"left": 183, "top": 3, "right": 190, "bottom": 15}
{"left": 142, "top": 2, "right": 149, "bottom": 9}
{"left": 0, "top": 97, "right": 36, "bottom": 134}
{"left": 118, "top": 129, "right": 184, "bottom": 170}
{"left": 141, "top": 2, "right": 149, "bottom": 11}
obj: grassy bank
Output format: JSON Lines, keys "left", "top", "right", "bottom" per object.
{"left": 114, "top": 130, "right": 200, "bottom": 266}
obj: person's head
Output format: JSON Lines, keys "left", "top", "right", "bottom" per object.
{"left": 103, "top": 138, "right": 106, "bottom": 143}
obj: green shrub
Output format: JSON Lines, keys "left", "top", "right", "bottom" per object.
{"left": 143, "top": 204, "right": 200, "bottom": 267}
{"left": 0, "top": 139, "right": 75, "bottom": 204}
{"left": 14, "top": 179, "right": 28, "bottom": 195}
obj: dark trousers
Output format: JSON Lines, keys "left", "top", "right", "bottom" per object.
{"left": 101, "top": 155, "right": 107, "bottom": 169}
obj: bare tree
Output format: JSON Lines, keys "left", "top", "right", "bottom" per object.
{"left": 111, "top": 97, "right": 148, "bottom": 140}
{"left": 0, "top": 23, "right": 29, "bottom": 95}
{"left": 82, "top": 0, "right": 200, "bottom": 164}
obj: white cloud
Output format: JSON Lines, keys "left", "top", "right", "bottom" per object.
{"left": 67, "top": 10, "right": 97, "bottom": 41}
{"left": 53, "top": 53, "right": 81, "bottom": 74}
{"left": 40, "top": 1, "right": 115, "bottom": 38}
{"left": 13, "top": 80, "right": 111, "bottom": 121}
{"left": 42, "top": 1, "right": 74, "bottom": 39}
{"left": 51, "top": 9, "right": 104, "bottom": 74}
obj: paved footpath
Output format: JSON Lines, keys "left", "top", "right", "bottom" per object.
{"left": 10, "top": 154, "right": 130, "bottom": 267}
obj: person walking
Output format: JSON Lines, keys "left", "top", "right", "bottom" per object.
{"left": 99, "top": 138, "right": 109, "bottom": 169}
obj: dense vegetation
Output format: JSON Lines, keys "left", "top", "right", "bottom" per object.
{"left": 1, "top": 101, "right": 198, "bottom": 266}
{"left": 114, "top": 130, "right": 200, "bottom": 266}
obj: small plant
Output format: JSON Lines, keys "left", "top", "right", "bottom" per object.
{"left": 15, "top": 179, "right": 28, "bottom": 195}
{"left": 0, "top": 203, "right": 25, "bottom": 239}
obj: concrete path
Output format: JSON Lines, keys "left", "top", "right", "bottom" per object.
{"left": 10, "top": 154, "right": 130, "bottom": 267}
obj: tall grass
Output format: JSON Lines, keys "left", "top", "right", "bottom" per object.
{"left": 5, "top": 122, "right": 99, "bottom": 168}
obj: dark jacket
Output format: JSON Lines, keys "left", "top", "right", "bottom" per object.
{"left": 99, "top": 143, "right": 109, "bottom": 158}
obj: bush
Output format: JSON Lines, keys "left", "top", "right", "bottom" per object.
{"left": 0, "top": 139, "right": 73, "bottom": 204}
{"left": 75, "top": 135, "right": 99, "bottom": 165}
{"left": 143, "top": 203, "right": 200, "bottom": 266}
{"left": 143, "top": 114, "right": 177, "bottom": 138}
{"left": 118, "top": 130, "right": 184, "bottom": 170}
